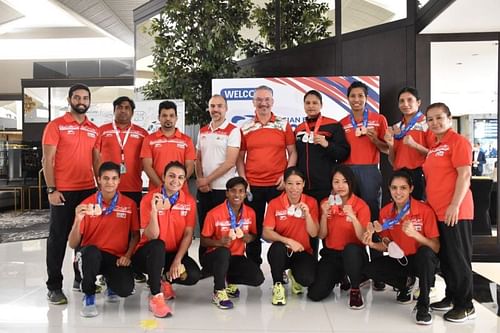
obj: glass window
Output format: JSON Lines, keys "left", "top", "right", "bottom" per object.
{"left": 24, "top": 88, "right": 49, "bottom": 123}
{"left": 0, "top": 100, "right": 22, "bottom": 130}
{"left": 341, "top": 0, "right": 406, "bottom": 34}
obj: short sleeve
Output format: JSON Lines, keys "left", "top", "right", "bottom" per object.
{"left": 185, "top": 137, "right": 196, "bottom": 161}
{"left": 201, "top": 211, "right": 215, "bottom": 237}
{"left": 284, "top": 123, "right": 295, "bottom": 145}
{"left": 140, "top": 192, "right": 153, "bottom": 229}
{"left": 42, "top": 121, "right": 60, "bottom": 146}
{"left": 227, "top": 126, "right": 241, "bottom": 148}
{"left": 263, "top": 200, "right": 277, "bottom": 229}
{"left": 451, "top": 136, "right": 472, "bottom": 168}
{"left": 377, "top": 114, "right": 389, "bottom": 141}
{"left": 140, "top": 136, "right": 152, "bottom": 159}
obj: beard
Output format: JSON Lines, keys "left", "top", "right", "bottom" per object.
{"left": 71, "top": 102, "right": 90, "bottom": 114}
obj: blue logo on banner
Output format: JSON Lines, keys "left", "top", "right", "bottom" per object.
{"left": 221, "top": 88, "right": 255, "bottom": 101}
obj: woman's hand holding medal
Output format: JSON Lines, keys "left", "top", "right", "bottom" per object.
{"left": 152, "top": 192, "right": 170, "bottom": 211}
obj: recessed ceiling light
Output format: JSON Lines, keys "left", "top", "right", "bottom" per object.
{"left": 471, "top": 53, "right": 479, "bottom": 56}
{"left": 456, "top": 62, "right": 463, "bottom": 65}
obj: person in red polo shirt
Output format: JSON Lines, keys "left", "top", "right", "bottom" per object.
{"left": 423, "top": 102, "right": 475, "bottom": 323}
{"left": 385, "top": 87, "right": 434, "bottom": 200}
{"left": 42, "top": 83, "right": 98, "bottom": 305}
{"left": 68, "top": 162, "right": 140, "bottom": 318}
{"left": 263, "top": 167, "right": 318, "bottom": 306}
{"left": 94, "top": 96, "right": 148, "bottom": 207}
{"left": 141, "top": 101, "right": 195, "bottom": 190}
{"left": 132, "top": 161, "right": 201, "bottom": 318}
{"left": 307, "top": 165, "right": 370, "bottom": 309}
{"left": 236, "top": 85, "right": 297, "bottom": 266}
{"left": 362, "top": 169, "right": 439, "bottom": 325}
{"left": 200, "top": 177, "right": 264, "bottom": 310}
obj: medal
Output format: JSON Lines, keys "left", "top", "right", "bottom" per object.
{"left": 360, "top": 126, "right": 368, "bottom": 135}
{"left": 355, "top": 127, "right": 362, "bottom": 137}
{"left": 235, "top": 227, "right": 244, "bottom": 239}
{"left": 287, "top": 206, "right": 296, "bottom": 216}
{"left": 350, "top": 108, "right": 369, "bottom": 137}
{"left": 86, "top": 203, "right": 102, "bottom": 216}
{"left": 328, "top": 194, "right": 342, "bottom": 206}
{"left": 302, "top": 133, "right": 309, "bottom": 143}
{"left": 294, "top": 207, "right": 303, "bottom": 218}
{"left": 228, "top": 228, "right": 237, "bottom": 240}
{"left": 394, "top": 111, "right": 423, "bottom": 140}
{"left": 308, "top": 135, "right": 315, "bottom": 144}
{"left": 155, "top": 197, "right": 169, "bottom": 210}
{"left": 303, "top": 115, "right": 323, "bottom": 144}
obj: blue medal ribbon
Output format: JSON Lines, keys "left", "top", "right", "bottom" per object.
{"left": 394, "top": 111, "right": 423, "bottom": 140}
{"left": 161, "top": 186, "right": 179, "bottom": 206}
{"left": 349, "top": 107, "right": 369, "bottom": 131}
{"left": 97, "top": 191, "right": 119, "bottom": 216}
{"left": 381, "top": 200, "right": 411, "bottom": 230}
{"left": 226, "top": 201, "right": 243, "bottom": 229}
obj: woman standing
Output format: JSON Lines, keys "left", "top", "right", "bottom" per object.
{"left": 423, "top": 102, "right": 475, "bottom": 323}
{"left": 263, "top": 167, "right": 319, "bottom": 306}
{"left": 385, "top": 87, "right": 434, "bottom": 200}
{"left": 340, "top": 81, "right": 388, "bottom": 221}
{"left": 307, "top": 165, "right": 370, "bottom": 309}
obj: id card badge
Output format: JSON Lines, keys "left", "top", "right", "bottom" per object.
{"left": 120, "top": 162, "right": 127, "bottom": 174}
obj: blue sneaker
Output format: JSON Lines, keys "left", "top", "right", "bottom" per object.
{"left": 80, "top": 294, "right": 98, "bottom": 317}
{"left": 212, "top": 289, "right": 234, "bottom": 309}
{"left": 105, "top": 288, "right": 120, "bottom": 303}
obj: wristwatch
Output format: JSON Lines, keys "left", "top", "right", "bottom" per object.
{"left": 46, "top": 187, "right": 57, "bottom": 194}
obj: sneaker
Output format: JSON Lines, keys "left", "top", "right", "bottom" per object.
{"left": 372, "top": 281, "right": 386, "bottom": 291}
{"left": 105, "top": 288, "right": 120, "bottom": 303}
{"left": 288, "top": 270, "right": 304, "bottom": 295}
{"left": 212, "top": 289, "right": 234, "bottom": 309}
{"left": 397, "top": 287, "right": 413, "bottom": 304}
{"left": 272, "top": 282, "right": 286, "bottom": 305}
{"left": 282, "top": 271, "right": 289, "bottom": 285}
{"left": 414, "top": 305, "right": 432, "bottom": 325}
{"left": 430, "top": 297, "right": 453, "bottom": 311}
{"left": 134, "top": 272, "right": 147, "bottom": 283}
{"left": 349, "top": 289, "right": 365, "bottom": 309}
{"left": 73, "top": 279, "right": 82, "bottom": 292}
{"left": 444, "top": 306, "right": 476, "bottom": 323}
{"left": 225, "top": 284, "right": 240, "bottom": 298}
{"left": 47, "top": 289, "right": 68, "bottom": 305}
{"left": 339, "top": 275, "right": 351, "bottom": 291}
{"left": 161, "top": 280, "right": 176, "bottom": 300}
{"left": 80, "top": 294, "right": 98, "bottom": 317}
{"left": 149, "top": 293, "right": 172, "bottom": 318}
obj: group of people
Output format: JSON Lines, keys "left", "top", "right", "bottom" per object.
{"left": 42, "top": 82, "right": 475, "bottom": 326}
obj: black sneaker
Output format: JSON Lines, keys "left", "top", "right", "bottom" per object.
{"left": 397, "top": 287, "right": 412, "bottom": 304}
{"left": 443, "top": 306, "right": 476, "bottom": 323}
{"left": 47, "top": 289, "right": 68, "bottom": 305}
{"left": 414, "top": 305, "right": 432, "bottom": 325}
{"left": 339, "top": 275, "right": 351, "bottom": 291}
{"left": 134, "top": 272, "right": 147, "bottom": 283}
{"left": 372, "top": 281, "right": 386, "bottom": 291}
{"left": 430, "top": 297, "right": 453, "bottom": 311}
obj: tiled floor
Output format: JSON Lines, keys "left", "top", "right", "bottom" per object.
{"left": 0, "top": 239, "right": 499, "bottom": 333}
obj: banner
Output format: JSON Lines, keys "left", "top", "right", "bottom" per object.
{"left": 212, "top": 76, "right": 379, "bottom": 128}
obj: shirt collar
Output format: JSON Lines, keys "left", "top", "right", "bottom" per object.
{"left": 254, "top": 111, "right": 276, "bottom": 124}
{"left": 156, "top": 128, "right": 181, "bottom": 138}
{"left": 209, "top": 119, "right": 229, "bottom": 131}
{"left": 63, "top": 112, "right": 90, "bottom": 125}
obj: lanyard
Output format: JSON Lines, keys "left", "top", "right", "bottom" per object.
{"left": 226, "top": 201, "right": 243, "bottom": 229}
{"left": 97, "top": 191, "right": 119, "bottom": 216}
{"left": 112, "top": 121, "right": 132, "bottom": 162}
{"left": 303, "top": 115, "right": 323, "bottom": 143}
{"left": 394, "top": 111, "right": 423, "bottom": 140}
{"left": 161, "top": 186, "right": 179, "bottom": 206}
{"left": 381, "top": 200, "right": 411, "bottom": 230}
{"left": 349, "top": 108, "right": 368, "bottom": 130}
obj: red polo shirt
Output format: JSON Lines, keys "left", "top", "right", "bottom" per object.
{"left": 137, "top": 188, "right": 196, "bottom": 253}
{"left": 79, "top": 192, "right": 139, "bottom": 257}
{"left": 201, "top": 201, "right": 257, "bottom": 256}
{"left": 42, "top": 112, "right": 98, "bottom": 191}
{"left": 379, "top": 198, "right": 439, "bottom": 256}
{"left": 96, "top": 123, "right": 148, "bottom": 192}
{"left": 340, "top": 112, "right": 388, "bottom": 165}
{"left": 321, "top": 194, "right": 370, "bottom": 250}
{"left": 140, "top": 128, "right": 196, "bottom": 188}
{"left": 263, "top": 192, "right": 319, "bottom": 254}
{"left": 240, "top": 112, "right": 295, "bottom": 186}
{"left": 422, "top": 129, "right": 474, "bottom": 221}
{"left": 392, "top": 115, "right": 435, "bottom": 170}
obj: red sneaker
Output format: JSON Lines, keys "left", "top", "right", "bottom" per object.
{"left": 149, "top": 293, "right": 172, "bottom": 318}
{"left": 349, "top": 288, "right": 365, "bottom": 309}
{"left": 161, "top": 280, "right": 176, "bottom": 300}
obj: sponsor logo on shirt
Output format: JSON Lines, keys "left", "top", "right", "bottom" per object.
{"left": 428, "top": 144, "right": 449, "bottom": 157}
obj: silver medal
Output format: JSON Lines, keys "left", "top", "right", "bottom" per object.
{"left": 308, "top": 135, "right": 315, "bottom": 143}
{"left": 302, "top": 133, "right": 309, "bottom": 143}
{"left": 293, "top": 207, "right": 303, "bottom": 218}
{"left": 287, "top": 206, "right": 296, "bottom": 216}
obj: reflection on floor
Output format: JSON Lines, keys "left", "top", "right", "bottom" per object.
{"left": 0, "top": 239, "right": 499, "bottom": 333}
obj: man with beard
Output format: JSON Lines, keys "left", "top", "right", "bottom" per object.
{"left": 141, "top": 101, "right": 195, "bottom": 190}
{"left": 42, "top": 83, "right": 99, "bottom": 305}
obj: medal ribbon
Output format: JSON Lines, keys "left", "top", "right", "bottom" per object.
{"left": 381, "top": 200, "right": 411, "bottom": 230}
{"left": 304, "top": 115, "right": 323, "bottom": 141}
{"left": 394, "top": 111, "right": 423, "bottom": 140}
{"left": 349, "top": 107, "right": 368, "bottom": 131}
{"left": 161, "top": 186, "right": 180, "bottom": 206}
{"left": 226, "top": 200, "right": 243, "bottom": 229}
{"left": 97, "top": 191, "right": 119, "bottom": 216}
{"left": 112, "top": 121, "right": 132, "bottom": 165}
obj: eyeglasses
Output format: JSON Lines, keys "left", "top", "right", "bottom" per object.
{"left": 254, "top": 97, "right": 273, "bottom": 103}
